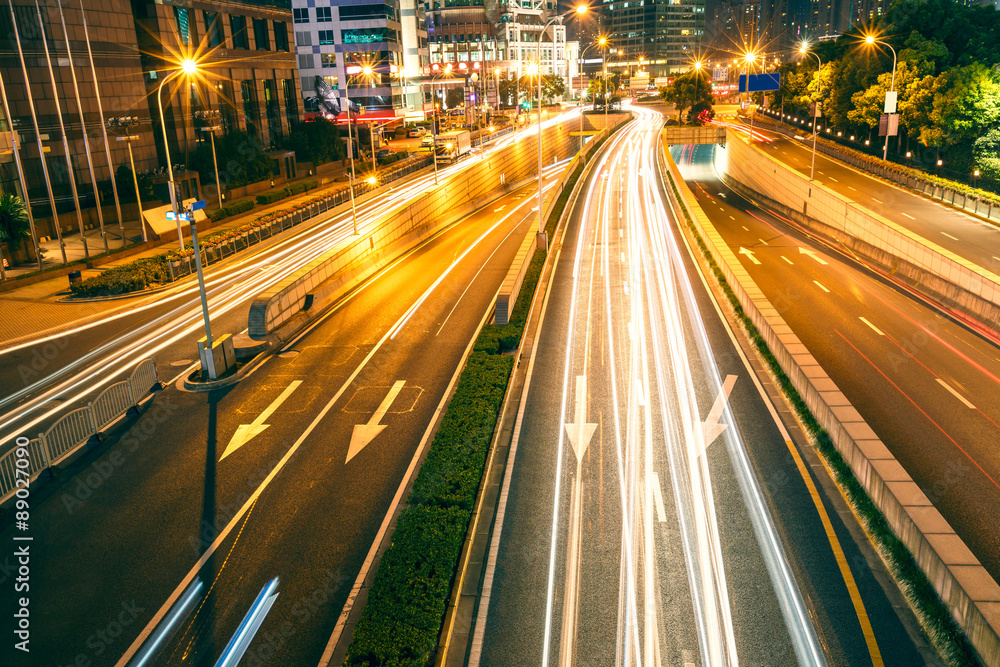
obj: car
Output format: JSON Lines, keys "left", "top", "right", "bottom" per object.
{"left": 421, "top": 135, "right": 434, "bottom": 147}
{"left": 375, "top": 148, "right": 396, "bottom": 159}
{"left": 407, "top": 127, "right": 427, "bottom": 137}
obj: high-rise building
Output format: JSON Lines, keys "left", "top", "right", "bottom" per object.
{"left": 600, "top": 0, "right": 706, "bottom": 80}
{"left": 294, "top": 0, "right": 431, "bottom": 122}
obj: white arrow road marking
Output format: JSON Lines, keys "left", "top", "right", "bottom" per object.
{"left": 221, "top": 381, "right": 302, "bottom": 461}
{"left": 346, "top": 380, "right": 406, "bottom": 463}
{"left": 798, "top": 247, "right": 828, "bottom": 265}
{"left": 702, "top": 375, "right": 738, "bottom": 451}
{"left": 564, "top": 375, "right": 597, "bottom": 463}
{"left": 651, "top": 473, "right": 667, "bottom": 523}
{"left": 739, "top": 247, "right": 761, "bottom": 264}
{"left": 936, "top": 378, "right": 976, "bottom": 409}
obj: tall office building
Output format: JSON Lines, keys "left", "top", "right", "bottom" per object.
{"left": 600, "top": 0, "right": 706, "bottom": 80}
{"left": 294, "top": 0, "right": 431, "bottom": 122}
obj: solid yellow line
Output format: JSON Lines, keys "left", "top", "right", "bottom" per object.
{"left": 782, "top": 438, "right": 884, "bottom": 666}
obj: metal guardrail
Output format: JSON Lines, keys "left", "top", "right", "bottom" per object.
{"left": 751, "top": 113, "right": 1000, "bottom": 224}
{"left": 0, "top": 356, "right": 160, "bottom": 505}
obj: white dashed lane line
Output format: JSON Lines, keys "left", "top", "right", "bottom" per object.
{"left": 901, "top": 212, "right": 915, "bottom": 220}
{"left": 814, "top": 281, "right": 830, "bottom": 292}
{"left": 860, "top": 317, "right": 885, "bottom": 336}
{"left": 942, "top": 232, "right": 959, "bottom": 241}
{"left": 936, "top": 378, "right": 976, "bottom": 409}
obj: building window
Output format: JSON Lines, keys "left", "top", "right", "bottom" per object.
{"left": 293, "top": 7, "right": 309, "bottom": 23}
{"left": 283, "top": 79, "right": 299, "bottom": 127}
{"left": 204, "top": 11, "right": 223, "bottom": 48}
{"left": 273, "top": 21, "right": 288, "bottom": 51}
{"left": 298, "top": 54, "right": 315, "bottom": 69}
{"left": 253, "top": 18, "right": 270, "bottom": 50}
{"left": 318, "top": 30, "right": 335, "bottom": 45}
{"left": 174, "top": 7, "right": 190, "bottom": 46}
{"left": 323, "top": 74, "right": 339, "bottom": 89}
{"left": 321, "top": 53, "right": 337, "bottom": 68}
{"left": 264, "top": 78, "right": 282, "bottom": 141}
{"left": 295, "top": 31, "right": 312, "bottom": 46}
{"left": 316, "top": 7, "right": 332, "bottom": 22}
{"left": 339, "top": 4, "right": 397, "bottom": 20}
{"left": 241, "top": 79, "right": 261, "bottom": 137}
{"left": 230, "top": 15, "right": 249, "bottom": 49}
{"left": 341, "top": 28, "right": 388, "bottom": 44}
{"left": 216, "top": 80, "right": 237, "bottom": 134}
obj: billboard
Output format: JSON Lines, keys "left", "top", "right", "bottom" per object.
{"left": 738, "top": 73, "right": 781, "bottom": 93}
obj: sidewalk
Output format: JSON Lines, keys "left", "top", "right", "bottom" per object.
{"left": 0, "top": 159, "right": 365, "bottom": 346}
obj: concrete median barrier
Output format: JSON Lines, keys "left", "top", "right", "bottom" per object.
{"left": 659, "top": 134, "right": 1000, "bottom": 666}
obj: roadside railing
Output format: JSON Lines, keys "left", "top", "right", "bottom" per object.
{"left": 748, "top": 113, "right": 1000, "bottom": 224}
{"left": 0, "top": 356, "right": 160, "bottom": 505}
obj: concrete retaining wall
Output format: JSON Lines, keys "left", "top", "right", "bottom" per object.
{"left": 248, "top": 115, "right": 610, "bottom": 338}
{"left": 723, "top": 129, "right": 1000, "bottom": 333}
{"left": 658, "top": 133, "right": 1000, "bottom": 667}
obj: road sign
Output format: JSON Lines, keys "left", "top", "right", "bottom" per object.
{"left": 190, "top": 199, "right": 207, "bottom": 211}
{"left": 739, "top": 72, "right": 781, "bottom": 93}
{"left": 810, "top": 101, "right": 822, "bottom": 118}
{"left": 884, "top": 91, "right": 898, "bottom": 114}
{"left": 878, "top": 113, "right": 899, "bottom": 137}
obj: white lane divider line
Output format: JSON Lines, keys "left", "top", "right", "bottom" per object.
{"left": 221, "top": 380, "right": 303, "bottom": 461}
{"left": 730, "top": 215, "right": 736, "bottom": 220}
{"left": 742, "top": 225, "right": 749, "bottom": 231}
{"left": 901, "top": 212, "right": 915, "bottom": 220}
{"left": 759, "top": 238, "right": 769, "bottom": 245}
{"left": 936, "top": 378, "right": 976, "bottom": 409}
{"left": 829, "top": 177, "right": 839, "bottom": 182}
{"left": 859, "top": 317, "right": 885, "bottom": 336}
{"left": 813, "top": 280, "right": 830, "bottom": 293}
{"left": 781, "top": 256, "right": 794, "bottom": 265}
{"left": 848, "top": 186, "right": 857, "bottom": 191}
{"left": 872, "top": 197, "right": 884, "bottom": 204}
{"left": 651, "top": 473, "right": 667, "bottom": 523}
{"left": 942, "top": 231, "right": 959, "bottom": 241}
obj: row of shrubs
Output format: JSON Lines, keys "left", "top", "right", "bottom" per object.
{"left": 205, "top": 180, "right": 320, "bottom": 222}
{"left": 69, "top": 256, "right": 171, "bottom": 297}
{"left": 759, "top": 114, "right": 1000, "bottom": 209}
{"left": 72, "top": 180, "right": 333, "bottom": 295}
{"left": 345, "top": 153, "right": 589, "bottom": 666}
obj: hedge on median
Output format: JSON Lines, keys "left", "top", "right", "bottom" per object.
{"left": 69, "top": 256, "right": 171, "bottom": 297}
{"left": 207, "top": 198, "right": 255, "bottom": 223}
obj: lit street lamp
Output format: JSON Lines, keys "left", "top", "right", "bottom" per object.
{"left": 578, "top": 38, "right": 606, "bottom": 153}
{"left": 800, "top": 42, "right": 823, "bottom": 181}
{"left": 864, "top": 34, "right": 898, "bottom": 162}
{"left": 157, "top": 58, "right": 199, "bottom": 250}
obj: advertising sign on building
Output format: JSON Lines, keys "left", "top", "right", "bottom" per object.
{"left": 712, "top": 67, "right": 728, "bottom": 82}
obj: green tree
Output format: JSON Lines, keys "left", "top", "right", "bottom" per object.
{"left": 282, "top": 118, "right": 345, "bottom": 166}
{"left": 114, "top": 163, "right": 154, "bottom": 203}
{"left": 541, "top": 75, "right": 566, "bottom": 102}
{"left": 660, "top": 69, "right": 713, "bottom": 123}
{"left": 973, "top": 127, "right": 1000, "bottom": 184}
{"left": 0, "top": 193, "right": 30, "bottom": 252}
{"left": 929, "top": 63, "right": 1000, "bottom": 147}
{"left": 190, "top": 130, "right": 275, "bottom": 188}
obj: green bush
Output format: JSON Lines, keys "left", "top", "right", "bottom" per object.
{"left": 69, "top": 256, "right": 171, "bottom": 297}
{"left": 256, "top": 189, "right": 289, "bottom": 206}
{"left": 207, "top": 198, "right": 255, "bottom": 222}
{"left": 378, "top": 150, "right": 410, "bottom": 166}
{"left": 285, "top": 179, "right": 319, "bottom": 196}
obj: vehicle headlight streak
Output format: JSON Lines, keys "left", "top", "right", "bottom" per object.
{"left": 0, "top": 118, "right": 578, "bottom": 444}
{"left": 636, "top": 107, "right": 826, "bottom": 666}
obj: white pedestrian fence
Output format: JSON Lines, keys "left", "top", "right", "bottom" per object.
{"left": 0, "top": 356, "right": 159, "bottom": 504}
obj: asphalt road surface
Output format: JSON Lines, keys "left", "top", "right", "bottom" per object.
{"left": 473, "top": 108, "right": 930, "bottom": 666}
{"left": 676, "top": 141, "right": 1000, "bottom": 593}
{"left": 744, "top": 118, "right": 1000, "bottom": 277}
{"left": 0, "top": 163, "right": 570, "bottom": 666}
{"left": 0, "top": 110, "right": 582, "bottom": 452}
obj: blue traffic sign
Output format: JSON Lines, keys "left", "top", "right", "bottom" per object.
{"left": 739, "top": 73, "right": 781, "bottom": 93}
{"left": 190, "top": 199, "right": 207, "bottom": 211}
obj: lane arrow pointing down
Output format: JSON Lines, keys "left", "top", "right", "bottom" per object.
{"left": 702, "top": 375, "right": 738, "bottom": 452}
{"left": 565, "top": 375, "right": 597, "bottom": 463}
{"left": 346, "top": 380, "right": 406, "bottom": 463}
{"left": 221, "top": 381, "right": 302, "bottom": 461}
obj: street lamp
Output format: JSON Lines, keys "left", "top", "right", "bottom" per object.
{"left": 533, "top": 3, "right": 589, "bottom": 248}
{"left": 693, "top": 60, "right": 704, "bottom": 125}
{"left": 743, "top": 50, "right": 758, "bottom": 140}
{"left": 157, "top": 58, "right": 200, "bottom": 250}
{"left": 864, "top": 34, "right": 898, "bottom": 161}
{"left": 108, "top": 115, "right": 147, "bottom": 242}
{"left": 341, "top": 63, "right": 375, "bottom": 235}
{"left": 800, "top": 42, "right": 823, "bottom": 181}
{"left": 578, "top": 38, "right": 606, "bottom": 153}
{"left": 194, "top": 109, "right": 223, "bottom": 211}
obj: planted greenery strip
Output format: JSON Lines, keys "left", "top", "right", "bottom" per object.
{"left": 662, "top": 159, "right": 978, "bottom": 666}
{"left": 344, "top": 119, "right": 626, "bottom": 667}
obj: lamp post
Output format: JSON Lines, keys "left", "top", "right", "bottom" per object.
{"left": 693, "top": 60, "right": 703, "bottom": 124}
{"left": 578, "top": 38, "right": 606, "bottom": 154}
{"left": 743, "top": 50, "right": 758, "bottom": 141}
{"left": 865, "top": 34, "right": 898, "bottom": 162}
{"left": 108, "top": 116, "right": 147, "bottom": 242}
{"left": 194, "top": 110, "right": 223, "bottom": 210}
{"left": 157, "top": 59, "right": 198, "bottom": 250}
{"left": 800, "top": 43, "right": 822, "bottom": 181}
{"left": 341, "top": 64, "right": 371, "bottom": 235}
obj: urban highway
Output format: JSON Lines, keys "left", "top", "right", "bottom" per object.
{"left": 473, "top": 108, "right": 929, "bottom": 666}
{"left": 675, "top": 141, "right": 1000, "bottom": 586}
{"left": 0, "top": 110, "right": 580, "bottom": 449}
{"left": 0, "top": 151, "right": 572, "bottom": 663}
{"left": 743, "top": 116, "right": 1000, "bottom": 278}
